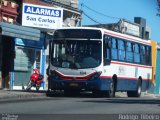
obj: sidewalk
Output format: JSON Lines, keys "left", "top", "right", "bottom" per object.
{"left": 0, "top": 89, "right": 47, "bottom": 102}
{"left": 0, "top": 90, "right": 159, "bottom": 103}
{"left": 116, "top": 92, "right": 160, "bottom": 98}
{"left": 142, "top": 92, "right": 160, "bottom": 98}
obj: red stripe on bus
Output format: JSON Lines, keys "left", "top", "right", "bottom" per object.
{"left": 117, "top": 77, "right": 151, "bottom": 81}
{"left": 104, "top": 31, "right": 150, "bottom": 45}
{"left": 100, "top": 76, "right": 112, "bottom": 79}
{"left": 111, "top": 61, "right": 152, "bottom": 69}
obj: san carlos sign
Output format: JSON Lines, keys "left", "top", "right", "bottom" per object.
{"left": 22, "top": 3, "right": 63, "bottom": 29}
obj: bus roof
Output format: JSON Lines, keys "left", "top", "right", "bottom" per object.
{"left": 55, "top": 27, "right": 151, "bottom": 45}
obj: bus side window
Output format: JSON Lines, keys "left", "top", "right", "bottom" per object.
{"left": 133, "top": 43, "right": 140, "bottom": 63}
{"left": 111, "top": 38, "right": 118, "bottom": 60}
{"left": 140, "top": 45, "right": 146, "bottom": 64}
{"left": 145, "top": 46, "right": 151, "bottom": 65}
{"left": 118, "top": 39, "right": 125, "bottom": 61}
{"left": 126, "top": 42, "right": 133, "bottom": 62}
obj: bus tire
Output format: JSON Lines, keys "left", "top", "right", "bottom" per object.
{"left": 127, "top": 79, "right": 142, "bottom": 97}
{"left": 107, "top": 79, "right": 116, "bottom": 98}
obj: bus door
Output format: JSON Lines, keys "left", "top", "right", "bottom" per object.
{"left": 103, "top": 35, "right": 111, "bottom": 65}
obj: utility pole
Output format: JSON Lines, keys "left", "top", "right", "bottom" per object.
{"left": 79, "top": 3, "right": 83, "bottom": 27}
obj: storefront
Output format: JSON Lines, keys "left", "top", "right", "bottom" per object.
{"left": 0, "top": 22, "right": 44, "bottom": 90}
{"left": 0, "top": 2, "right": 64, "bottom": 90}
{"left": 12, "top": 37, "right": 45, "bottom": 90}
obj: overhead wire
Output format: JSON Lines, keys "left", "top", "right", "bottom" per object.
{"left": 82, "top": 11, "right": 102, "bottom": 24}
{"left": 81, "top": 3, "right": 122, "bottom": 30}
{"left": 80, "top": 3, "right": 103, "bottom": 24}
{"left": 81, "top": 3, "right": 122, "bottom": 20}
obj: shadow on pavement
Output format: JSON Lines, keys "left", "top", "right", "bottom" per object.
{"left": 81, "top": 98, "right": 160, "bottom": 105}
{"left": 11, "top": 90, "right": 46, "bottom": 93}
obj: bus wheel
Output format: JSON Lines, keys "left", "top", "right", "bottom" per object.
{"left": 127, "top": 79, "right": 142, "bottom": 97}
{"left": 107, "top": 79, "right": 115, "bottom": 98}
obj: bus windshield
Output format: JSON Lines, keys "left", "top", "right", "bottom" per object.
{"left": 51, "top": 40, "right": 102, "bottom": 69}
{"left": 54, "top": 29, "right": 102, "bottom": 39}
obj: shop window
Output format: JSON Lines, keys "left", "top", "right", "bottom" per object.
{"left": 14, "top": 47, "right": 35, "bottom": 86}
{"left": 14, "top": 47, "right": 35, "bottom": 71}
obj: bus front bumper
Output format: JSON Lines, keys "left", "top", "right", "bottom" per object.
{"left": 48, "top": 77, "right": 112, "bottom": 91}
{"left": 48, "top": 80, "right": 99, "bottom": 91}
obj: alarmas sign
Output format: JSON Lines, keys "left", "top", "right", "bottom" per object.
{"left": 22, "top": 3, "right": 63, "bottom": 29}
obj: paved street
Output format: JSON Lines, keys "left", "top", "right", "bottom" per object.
{"left": 0, "top": 90, "right": 160, "bottom": 120}
{"left": 0, "top": 95, "right": 160, "bottom": 114}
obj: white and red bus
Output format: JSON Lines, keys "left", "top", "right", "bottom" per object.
{"left": 47, "top": 27, "right": 152, "bottom": 97}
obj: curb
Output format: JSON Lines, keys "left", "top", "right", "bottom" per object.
{"left": 0, "top": 96, "right": 51, "bottom": 104}
{"left": 0, "top": 90, "right": 47, "bottom": 103}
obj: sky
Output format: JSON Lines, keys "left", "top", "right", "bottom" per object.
{"left": 78, "top": 0, "right": 160, "bottom": 42}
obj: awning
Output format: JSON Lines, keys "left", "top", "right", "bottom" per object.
{"left": 0, "top": 22, "right": 41, "bottom": 41}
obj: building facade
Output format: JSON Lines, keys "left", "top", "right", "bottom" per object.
{"left": 0, "top": 0, "right": 81, "bottom": 90}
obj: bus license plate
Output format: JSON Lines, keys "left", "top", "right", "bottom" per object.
{"left": 69, "top": 83, "right": 79, "bottom": 87}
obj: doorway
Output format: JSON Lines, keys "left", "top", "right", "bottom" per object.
{"left": 1, "top": 36, "right": 14, "bottom": 89}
